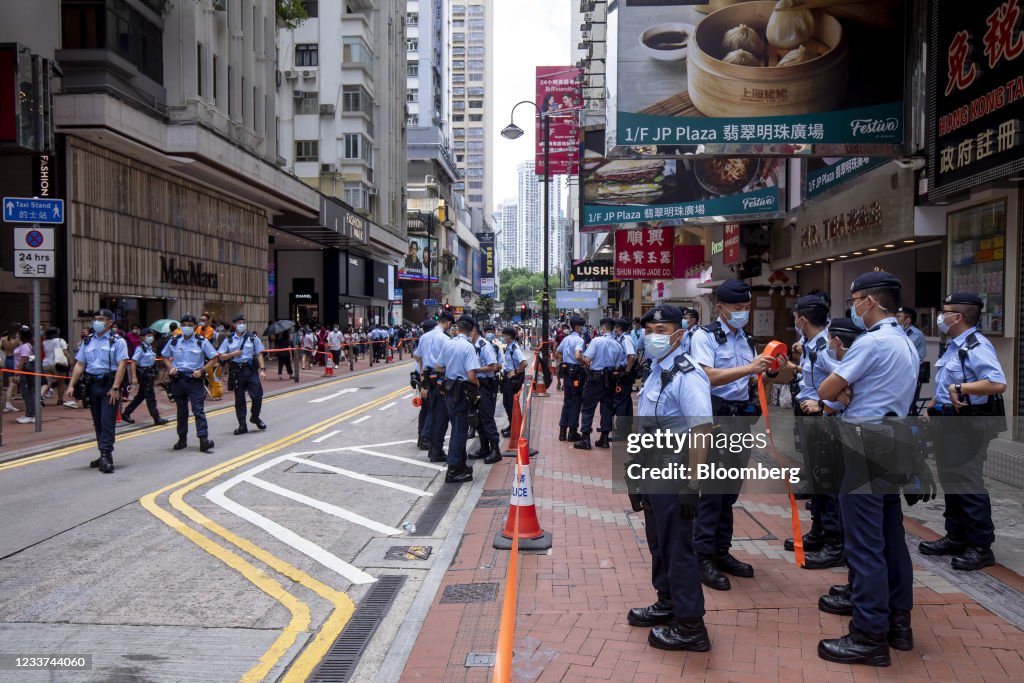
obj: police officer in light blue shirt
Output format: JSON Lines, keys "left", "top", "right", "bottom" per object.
{"left": 574, "top": 317, "right": 626, "bottom": 450}
{"left": 219, "top": 314, "right": 267, "bottom": 436}
{"left": 66, "top": 308, "right": 130, "bottom": 473}
{"left": 612, "top": 319, "right": 637, "bottom": 418}
{"left": 440, "top": 315, "right": 481, "bottom": 483}
{"left": 556, "top": 316, "right": 587, "bottom": 442}
{"left": 816, "top": 271, "right": 919, "bottom": 667}
{"left": 677, "top": 309, "right": 700, "bottom": 356}
{"left": 896, "top": 307, "right": 927, "bottom": 361}
{"left": 920, "top": 292, "right": 1007, "bottom": 573}
{"left": 162, "top": 314, "right": 219, "bottom": 453}
{"left": 412, "top": 318, "right": 438, "bottom": 446}
{"left": 416, "top": 311, "right": 455, "bottom": 461}
{"left": 628, "top": 304, "right": 714, "bottom": 652}
{"left": 469, "top": 323, "right": 502, "bottom": 464}
{"left": 501, "top": 326, "right": 527, "bottom": 436}
{"left": 122, "top": 326, "right": 168, "bottom": 427}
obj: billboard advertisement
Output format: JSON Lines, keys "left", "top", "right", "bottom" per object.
{"left": 611, "top": 1, "right": 907, "bottom": 150}
{"left": 398, "top": 236, "right": 438, "bottom": 282}
{"left": 581, "top": 128, "right": 783, "bottom": 229}
{"left": 803, "top": 156, "right": 886, "bottom": 200}
{"left": 477, "top": 232, "right": 495, "bottom": 295}
{"left": 536, "top": 66, "right": 582, "bottom": 176}
{"left": 615, "top": 227, "right": 674, "bottom": 279}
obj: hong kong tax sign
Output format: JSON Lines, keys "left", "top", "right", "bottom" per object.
{"left": 608, "top": 0, "right": 907, "bottom": 153}
{"left": 927, "top": 0, "right": 1024, "bottom": 197}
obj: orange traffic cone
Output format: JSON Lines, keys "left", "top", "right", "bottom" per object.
{"left": 323, "top": 353, "right": 334, "bottom": 377}
{"left": 493, "top": 439, "right": 552, "bottom": 550}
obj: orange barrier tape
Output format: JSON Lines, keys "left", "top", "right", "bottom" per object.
{"left": 0, "top": 368, "right": 69, "bottom": 380}
{"left": 492, "top": 439, "right": 526, "bottom": 683}
{"left": 757, "top": 374, "right": 805, "bottom": 567}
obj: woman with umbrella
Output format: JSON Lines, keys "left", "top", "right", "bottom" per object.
{"left": 264, "top": 320, "right": 295, "bottom": 380}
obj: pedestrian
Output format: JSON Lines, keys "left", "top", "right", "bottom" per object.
{"left": 574, "top": 317, "right": 625, "bottom": 450}
{"left": 629, "top": 304, "right": 713, "bottom": 652}
{"left": 328, "top": 325, "right": 343, "bottom": 367}
{"left": 500, "top": 326, "right": 527, "bottom": 437}
{"left": 219, "top": 314, "right": 267, "bottom": 435}
{"left": 920, "top": 292, "right": 1007, "bottom": 571}
{"left": 161, "top": 314, "right": 218, "bottom": 453}
{"left": 121, "top": 327, "right": 169, "bottom": 426}
{"left": 12, "top": 327, "right": 39, "bottom": 425}
{"left": 555, "top": 316, "right": 586, "bottom": 443}
{"left": 3, "top": 322, "right": 22, "bottom": 413}
{"left": 816, "top": 271, "right": 920, "bottom": 666}
{"left": 688, "top": 279, "right": 778, "bottom": 591}
{"left": 469, "top": 323, "right": 502, "bottom": 464}
{"left": 64, "top": 309, "right": 129, "bottom": 473}
{"left": 416, "top": 311, "right": 455, "bottom": 461}
{"left": 41, "top": 327, "right": 70, "bottom": 404}
{"left": 124, "top": 323, "right": 142, "bottom": 357}
{"left": 276, "top": 331, "right": 294, "bottom": 379}
{"left": 439, "top": 315, "right": 481, "bottom": 483}
{"left": 302, "top": 327, "right": 316, "bottom": 369}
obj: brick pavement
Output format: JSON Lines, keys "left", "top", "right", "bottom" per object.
{"left": 400, "top": 391, "right": 1024, "bottom": 682}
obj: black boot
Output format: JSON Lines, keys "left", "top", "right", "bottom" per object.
{"left": 567, "top": 428, "right": 581, "bottom": 442}
{"left": 153, "top": 416, "right": 169, "bottom": 425}
{"left": 918, "top": 536, "right": 967, "bottom": 556}
{"left": 97, "top": 451, "right": 114, "bottom": 474}
{"left": 951, "top": 545, "right": 995, "bottom": 571}
{"left": 627, "top": 599, "right": 673, "bottom": 627}
{"left": 445, "top": 465, "right": 473, "bottom": 484}
{"left": 90, "top": 454, "right": 103, "bottom": 468}
{"left": 120, "top": 412, "right": 135, "bottom": 424}
{"left": 887, "top": 610, "right": 913, "bottom": 651}
{"left": 469, "top": 442, "right": 491, "bottom": 460}
{"left": 428, "top": 447, "right": 447, "bottom": 463}
{"left": 558, "top": 427, "right": 567, "bottom": 442}
{"left": 698, "top": 556, "right": 730, "bottom": 591}
{"left": 234, "top": 424, "right": 249, "bottom": 435}
{"left": 818, "top": 592, "right": 854, "bottom": 615}
{"left": 802, "top": 542, "right": 846, "bottom": 570}
{"left": 250, "top": 416, "right": 267, "bottom": 430}
{"left": 648, "top": 619, "right": 711, "bottom": 652}
{"left": 830, "top": 584, "right": 851, "bottom": 599}
{"left": 417, "top": 436, "right": 430, "bottom": 450}
{"left": 501, "top": 426, "right": 511, "bottom": 438}
{"left": 784, "top": 518, "right": 826, "bottom": 552}
{"left": 818, "top": 626, "right": 891, "bottom": 667}
{"left": 573, "top": 435, "right": 592, "bottom": 451}
{"left": 199, "top": 437, "right": 215, "bottom": 452}
{"left": 715, "top": 552, "right": 754, "bottom": 578}
{"left": 594, "top": 433, "right": 610, "bottom": 449}
{"left": 173, "top": 437, "right": 188, "bottom": 450}
{"left": 483, "top": 443, "right": 502, "bottom": 465}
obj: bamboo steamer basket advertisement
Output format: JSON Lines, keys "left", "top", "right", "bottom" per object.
{"left": 688, "top": 1, "right": 848, "bottom": 117}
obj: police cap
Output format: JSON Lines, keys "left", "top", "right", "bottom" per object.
{"left": 683, "top": 308, "right": 699, "bottom": 317}
{"left": 180, "top": 314, "right": 198, "bottom": 324}
{"left": 794, "top": 295, "right": 830, "bottom": 313}
{"left": 457, "top": 314, "right": 476, "bottom": 326}
{"left": 232, "top": 314, "right": 246, "bottom": 323}
{"left": 716, "top": 278, "right": 752, "bottom": 304}
{"left": 94, "top": 308, "right": 116, "bottom": 320}
{"left": 896, "top": 306, "right": 916, "bottom": 318}
{"left": 640, "top": 304, "right": 684, "bottom": 325}
{"left": 613, "top": 318, "right": 629, "bottom": 330}
{"left": 438, "top": 311, "right": 455, "bottom": 323}
{"left": 422, "top": 319, "right": 438, "bottom": 331}
{"left": 943, "top": 292, "right": 984, "bottom": 310}
{"left": 568, "top": 315, "right": 585, "bottom": 327}
{"left": 501, "top": 326, "right": 517, "bottom": 338}
{"left": 850, "top": 271, "right": 901, "bottom": 293}
{"left": 140, "top": 327, "right": 154, "bottom": 336}
{"left": 599, "top": 317, "right": 615, "bottom": 327}
{"left": 483, "top": 324, "right": 495, "bottom": 332}
{"left": 828, "top": 317, "right": 862, "bottom": 337}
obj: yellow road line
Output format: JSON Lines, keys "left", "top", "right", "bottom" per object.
{"left": 142, "top": 385, "right": 409, "bottom": 682}
{"left": 0, "top": 362, "right": 409, "bottom": 472}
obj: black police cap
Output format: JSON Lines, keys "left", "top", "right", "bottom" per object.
{"left": 233, "top": 314, "right": 246, "bottom": 323}
{"left": 716, "top": 278, "right": 751, "bottom": 304}
{"left": 850, "top": 271, "right": 901, "bottom": 293}
{"left": 140, "top": 327, "right": 153, "bottom": 336}
{"left": 683, "top": 308, "right": 699, "bottom": 317}
{"left": 568, "top": 315, "right": 585, "bottom": 327}
{"left": 95, "top": 308, "right": 116, "bottom": 320}
{"left": 438, "top": 311, "right": 455, "bottom": 323}
{"left": 501, "top": 326, "right": 517, "bottom": 338}
{"left": 896, "top": 306, "right": 916, "bottom": 318}
{"left": 180, "top": 314, "right": 198, "bottom": 324}
{"left": 613, "top": 318, "right": 629, "bottom": 329}
{"left": 483, "top": 324, "right": 495, "bottom": 332}
{"left": 457, "top": 314, "right": 476, "bottom": 326}
{"left": 422, "top": 319, "right": 438, "bottom": 331}
{"left": 943, "top": 292, "right": 984, "bottom": 309}
{"left": 640, "top": 305, "right": 684, "bottom": 325}
{"left": 828, "top": 317, "right": 863, "bottom": 337}
{"left": 599, "top": 317, "right": 615, "bottom": 327}
{"left": 794, "top": 295, "right": 830, "bottom": 313}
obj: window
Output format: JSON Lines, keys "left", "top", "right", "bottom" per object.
{"left": 468, "top": 128, "right": 484, "bottom": 137}
{"left": 406, "top": 12, "right": 418, "bottom": 25}
{"left": 295, "top": 140, "right": 319, "bottom": 162}
{"left": 468, "top": 32, "right": 484, "bottom": 43}
{"left": 406, "top": 114, "right": 419, "bottom": 126}
{"left": 469, "top": 114, "right": 482, "bottom": 122}
{"left": 453, "top": 101, "right": 465, "bottom": 110}
{"left": 454, "top": 128, "right": 466, "bottom": 138}
{"left": 452, "top": 114, "right": 464, "bottom": 122}
{"left": 228, "top": 65, "right": 234, "bottom": 116}
{"left": 453, "top": 32, "right": 465, "bottom": 42}
{"left": 345, "top": 37, "right": 373, "bottom": 68}
{"left": 452, "top": 46, "right": 465, "bottom": 56}
{"left": 456, "top": 154, "right": 464, "bottom": 163}
{"left": 469, "top": 4, "right": 484, "bottom": 15}
{"left": 469, "top": 181, "right": 483, "bottom": 189}
{"left": 406, "top": 88, "right": 418, "bottom": 102}
{"left": 197, "top": 43, "right": 204, "bottom": 97}
{"left": 344, "top": 134, "right": 373, "bottom": 163}
{"left": 453, "top": 73, "right": 465, "bottom": 83}
{"left": 469, "top": 100, "right": 482, "bottom": 108}
{"left": 407, "top": 61, "right": 419, "bottom": 77}
{"left": 301, "top": 1, "right": 318, "bottom": 17}
{"left": 468, "top": 141, "right": 483, "bottom": 150}
{"left": 468, "top": 154, "right": 483, "bottom": 164}
{"left": 468, "top": 46, "right": 484, "bottom": 55}
{"left": 454, "top": 140, "right": 466, "bottom": 149}
{"left": 469, "top": 194, "right": 483, "bottom": 202}
{"left": 469, "top": 59, "right": 484, "bottom": 70}
{"left": 469, "top": 18, "right": 484, "bottom": 29}
{"left": 466, "top": 167, "right": 483, "bottom": 176}
{"left": 62, "top": 0, "right": 164, "bottom": 84}
{"left": 469, "top": 73, "right": 484, "bottom": 81}
{"left": 452, "top": 60, "right": 465, "bottom": 70}
{"left": 452, "top": 5, "right": 465, "bottom": 15}
{"left": 453, "top": 19, "right": 464, "bottom": 28}
{"left": 295, "top": 44, "right": 318, "bottom": 67}
{"left": 342, "top": 85, "right": 371, "bottom": 114}
{"left": 453, "top": 87, "right": 465, "bottom": 96}
{"left": 405, "top": 38, "right": 418, "bottom": 51}
{"left": 468, "top": 86, "right": 484, "bottom": 96}
{"left": 344, "top": 184, "right": 368, "bottom": 209}
{"left": 293, "top": 91, "right": 318, "bottom": 115}
{"left": 212, "top": 54, "right": 218, "bottom": 104}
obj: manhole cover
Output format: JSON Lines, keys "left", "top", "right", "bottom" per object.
{"left": 465, "top": 653, "right": 496, "bottom": 668}
{"left": 440, "top": 582, "right": 499, "bottom": 604}
{"left": 477, "top": 489, "right": 507, "bottom": 508}
{"left": 385, "top": 545, "right": 432, "bottom": 561}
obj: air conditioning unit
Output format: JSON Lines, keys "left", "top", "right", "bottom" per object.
{"left": 292, "top": 89, "right": 302, "bottom": 98}
{"left": 319, "top": 104, "right": 335, "bottom": 115}
{"left": 321, "top": 163, "right": 337, "bottom": 174}
{"left": 212, "top": 0, "right": 226, "bottom": 11}
{"left": 301, "top": 70, "right": 315, "bottom": 79}
{"left": 368, "top": 187, "right": 378, "bottom": 196}
{"left": 283, "top": 70, "right": 297, "bottom": 80}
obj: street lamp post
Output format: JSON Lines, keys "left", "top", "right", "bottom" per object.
{"left": 501, "top": 100, "right": 556, "bottom": 393}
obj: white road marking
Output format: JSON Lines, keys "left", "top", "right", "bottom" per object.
{"left": 308, "top": 387, "right": 360, "bottom": 403}
{"left": 312, "top": 430, "right": 340, "bottom": 443}
{"left": 401, "top": 392, "right": 414, "bottom": 400}
{"left": 348, "top": 447, "right": 447, "bottom": 471}
{"left": 351, "top": 415, "right": 371, "bottom": 424}
{"left": 377, "top": 402, "right": 396, "bottom": 411}
{"left": 285, "top": 456, "right": 432, "bottom": 496}
{"left": 288, "top": 439, "right": 419, "bottom": 457}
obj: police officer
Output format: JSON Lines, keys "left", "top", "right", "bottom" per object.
{"left": 816, "top": 271, "right": 919, "bottom": 666}
{"left": 689, "top": 279, "right": 776, "bottom": 590}
{"left": 628, "top": 304, "right": 713, "bottom": 652}
{"left": 121, "top": 327, "right": 169, "bottom": 427}
{"left": 413, "top": 318, "right": 438, "bottom": 448}
{"left": 162, "top": 314, "right": 218, "bottom": 452}
{"left": 612, "top": 318, "right": 637, "bottom": 419}
{"left": 65, "top": 309, "right": 129, "bottom": 473}
{"left": 575, "top": 318, "right": 626, "bottom": 450}
{"left": 678, "top": 309, "right": 700, "bottom": 355}
{"left": 921, "top": 292, "right": 1007, "bottom": 571}
{"left": 896, "top": 307, "right": 927, "bottom": 361}
{"left": 470, "top": 323, "right": 503, "bottom": 464}
{"left": 441, "top": 315, "right": 481, "bottom": 483}
{"left": 500, "top": 326, "right": 527, "bottom": 437}
{"left": 218, "top": 314, "right": 267, "bottom": 435}
{"left": 555, "top": 316, "right": 586, "bottom": 442}
{"left": 415, "top": 311, "right": 454, "bottom": 460}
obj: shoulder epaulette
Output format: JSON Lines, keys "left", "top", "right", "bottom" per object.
{"left": 700, "top": 321, "right": 727, "bottom": 344}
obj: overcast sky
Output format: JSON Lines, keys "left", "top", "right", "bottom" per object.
{"left": 491, "top": 0, "right": 571, "bottom": 213}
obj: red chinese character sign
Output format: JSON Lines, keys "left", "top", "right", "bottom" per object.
{"left": 615, "top": 228, "right": 673, "bottom": 280}
{"left": 930, "top": 0, "right": 1024, "bottom": 197}
{"left": 535, "top": 66, "right": 581, "bottom": 176}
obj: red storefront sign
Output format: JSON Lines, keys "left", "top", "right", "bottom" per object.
{"left": 723, "top": 224, "right": 741, "bottom": 265}
{"left": 535, "top": 66, "right": 581, "bottom": 176}
{"left": 615, "top": 228, "right": 673, "bottom": 280}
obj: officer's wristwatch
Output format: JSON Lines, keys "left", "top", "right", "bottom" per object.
{"left": 954, "top": 383, "right": 963, "bottom": 396}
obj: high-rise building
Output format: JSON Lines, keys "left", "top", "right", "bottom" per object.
{"left": 449, "top": 0, "right": 493, "bottom": 219}
{"left": 495, "top": 198, "right": 520, "bottom": 275}
{"left": 514, "top": 161, "right": 564, "bottom": 274}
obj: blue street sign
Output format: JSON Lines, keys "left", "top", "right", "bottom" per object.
{"left": 3, "top": 197, "right": 65, "bottom": 224}
{"left": 423, "top": 298, "right": 438, "bottom": 306}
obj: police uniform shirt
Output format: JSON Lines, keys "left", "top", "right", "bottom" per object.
{"left": 442, "top": 334, "right": 480, "bottom": 381}
{"left": 679, "top": 327, "right": 697, "bottom": 355}
{"left": 131, "top": 343, "right": 157, "bottom": 369}
{"left": 417, "top": 326, "right": 449, "bottom": 370}
{"left": 557, "top": 331, "right": 585, "bottom": 365}
{"left": 77, "top": 332, "right": 129, "bottom": 375}
{"left": 503, "top": 341, "right": 525, "bottom": 372}
{"left": 618, "top": 333, "right": 637, "bottom": 361}
{"left": 933, "top": 326, "right": 1006, "bottom": 407}
{"left": 631, "top": 327, "right": 645, "bottom": 352}
{"left": 162, "top": 335, "right": 218, "bottom": 372}
{"left": 218, "top": 333, "right": 265, "bottom": 364}
{"left": 833, "top": 317, "right": 917, "bottom": 419}
{"left": 637, "top": 348, "right": 713, "bottom": 430}
{"left": 796, "top": 329, "right": 836, "bottom": 402}
{"left": 474, "top": 338, "right": 498, "bottom": 378}
{"left": 906, "top": 325, "right": 927, "bottom": 361}
{"left": 689, "top": 318, "right": 755, "bottom": 401}
{"left": 585, "top": 332, "right": 626, "bottom": 371}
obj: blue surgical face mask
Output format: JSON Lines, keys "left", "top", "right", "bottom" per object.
{"left": 728, "top": 310, "right": 750, "bottom": 329}
{"left": 236, "top": 323, "right": 247, "bottom": 334}
{"left": 681, "top": 319, "right": 690, "bottom": 331}
{"left": 181, "top": 326, "right": 195, "bottom": 337}
{"left": 486, "top": 332, "right": 495, "bottom": 341}
{"left": 850, "top": 298, "right": 868, "bottom": 330}
{"left": 92, "top": 320, "right": 107, "bottom": 334}
{"left": 144, "top": 335, "right": 155, "bottom": 345}
{"left": 644, "top": 332, "right": 678, "bottom": 361}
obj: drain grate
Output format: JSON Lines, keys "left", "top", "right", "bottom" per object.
{"left": 476, "top": 489, "right": 508, "bottom": 508}
{"left": 439, "top": 582, "right": 498, "bottom": 604}
{"left": 309, "top": 575, "right": 406, "bottom": 682}
{"left": 412, "top": 479, "right": 459, "bottom": 536}
{"left": 465, "top": 652, "right": 496, "bottom": 668}
{"left": 385, "top": 545, "right": 433, "bottom": 561}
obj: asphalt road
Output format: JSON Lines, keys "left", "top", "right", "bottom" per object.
{"left": 0, "top": 361, "right": 493, "bottom": 682}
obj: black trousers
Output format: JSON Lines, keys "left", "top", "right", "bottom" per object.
{"left": 429, "top": 384, "right": 450, "bottom": 449}
{"left": 88, "top": 377, "right": 117, "bottom": 453}
{"left": 693, "top": 418, "right": 751, "bottom": 557}
{"left": 232, "top": 364, "right": 264, "bottom": 425}
{"left": 934, "top": 421, "right": 995, "bottom": 546}
{"left": 124, "top": 371, "right": 160, "bottom": 419}
{"left": 612, "top": 373, "right": 634, "bottom": 417}
{"left": 579, "top": 376, "right": 613, "bottom": 435}
{"left": 558, "top": 369, "right": 584, "bottom": 430}
{"left": 642, "top": 494, "right": 704, "bottom": 621}
{"left": 476, "top": 379, "right": 500, "bottom": 446}
{"left": 503, "top": 375, "right": 524, "bottom": 422}
{"left": 171, "top": 375, "right": 209, "bottom": 438}
{"left": 277, "top": 352, "right": 292, "bottom": 376}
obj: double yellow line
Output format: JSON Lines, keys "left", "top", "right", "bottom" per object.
{"left": 142, "top": 384, "right": 410, "bottom": 682}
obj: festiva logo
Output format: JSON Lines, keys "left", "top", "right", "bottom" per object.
{"left": 742, "top": 196, "right": 775, "bottom": 210}
{"left": 850, "top": 118, "right": 900, "bottom": 137}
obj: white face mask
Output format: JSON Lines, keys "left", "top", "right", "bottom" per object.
{"left": 727, "top": 309, "right": 750, "bottom": 328}
{"left": 236, "top": 324, "right": 247, "bottom": 334}
{"left": 644, "top": 331, "right": 679, "bottom": 361}
{"left": 144, "top": 336, "right": 154, "bottom": 345}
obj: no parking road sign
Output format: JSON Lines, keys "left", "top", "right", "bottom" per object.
{"left": 13, "top": 227, "right": 56, "bottom": 279}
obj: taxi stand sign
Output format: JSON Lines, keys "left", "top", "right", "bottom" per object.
{"left": 4, "top": 197, "right": 65, "bottom": 224}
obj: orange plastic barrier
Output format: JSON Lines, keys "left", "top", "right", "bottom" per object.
{"left": 756, "top": 374, "right": 806, "bottom": 567}
{"left": 491, "top": 440, "right": 526, "bottom": 683}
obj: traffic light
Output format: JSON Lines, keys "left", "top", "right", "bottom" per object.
{"left": 520, "top": 303, "right": 530, "bottom": 320}
{"left": 444, "top": 303, "right": 452, "bottom": 313}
